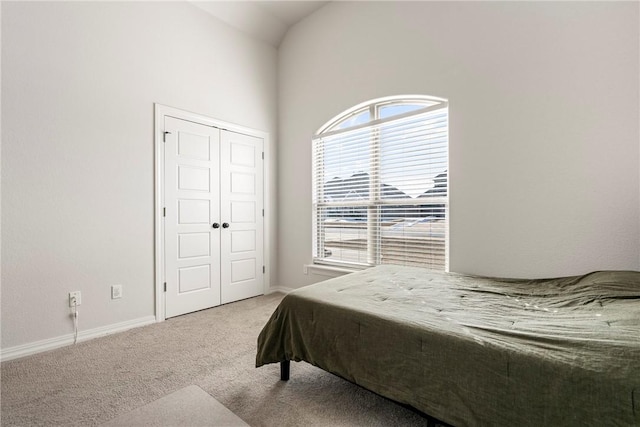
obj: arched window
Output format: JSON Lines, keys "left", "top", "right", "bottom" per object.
{"left": 312, "top": 95, "right": 448, "bottom": 270}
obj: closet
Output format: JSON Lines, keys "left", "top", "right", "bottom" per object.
{"left": 162, "top": 115, "right": 264, "bottom": 318}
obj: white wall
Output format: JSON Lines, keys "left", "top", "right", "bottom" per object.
{"left": 1, "top": 1, "right": 277, "bottom": 351}
{"left": 278, "top": 1, "right": 640, "bottom": 288}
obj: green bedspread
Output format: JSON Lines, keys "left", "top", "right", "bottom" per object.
{"left": 256, "top": 265, "right": 640, "bottom": 426}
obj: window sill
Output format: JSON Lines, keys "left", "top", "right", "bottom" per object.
{"left": 304, "top": 263, "right": 363, "bottom": 278}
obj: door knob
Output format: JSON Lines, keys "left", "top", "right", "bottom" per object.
{"left": 222, "top": 222, "right": 230, "bottom": 228}
{"left": 212, "top": 223, "right": 220, "bottom": 229}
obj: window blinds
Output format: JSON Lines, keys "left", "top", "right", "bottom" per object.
{"left": 313, "top": 103, "right": 448, "bottom": 270}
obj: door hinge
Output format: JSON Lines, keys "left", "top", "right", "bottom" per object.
{"left": 163, "top": 207, "right": 166, "bottom": 217}
{"left": 164, "top": 282, "right": 167, "bottom": 292}
{"left": 163, "top": 131, "right": 171, "bottom": 142}
{"left": 262, "top": 152, "right": 264, "bottom": 160}
{"left": 263, "top": 266, "right": 266, "bottom": 274}
{"left": 262, "top": 209, "right": 264, "bottom": 217}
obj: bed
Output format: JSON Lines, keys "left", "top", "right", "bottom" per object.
{"left": 256, "top": 265, "right": 640, "bottom": 426}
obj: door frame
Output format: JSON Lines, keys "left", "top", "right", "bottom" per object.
{"left": 154, "top": 104, "right": 270, "bottom": 322}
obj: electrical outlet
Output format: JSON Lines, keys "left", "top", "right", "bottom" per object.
{"left": 111, "top": 284, "right": 122, "bottom": 299}
{"left": 69, "top": 291, "right": 81, "bottom": 307}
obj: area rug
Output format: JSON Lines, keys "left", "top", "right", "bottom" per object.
{"left": 100, "top": 385, "right": 249, "bottom": 426}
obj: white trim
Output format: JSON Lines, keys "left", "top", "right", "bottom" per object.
{"left": 306, "top": 264, "right": 354, "bottom": 278}
{"left": 1, "top": 316, "right": 156, "bottom": 362}
{"left": 154, "top": 105, "right": 166, "bottom": 322}
{"left": 316, "top": 94, "right": 447, "bottom": 135}
{"left": 154, "top": 104, "right": 271, "bottom": 322}
{"left": 316, "top": 103, "right": 446, "bottom": 140}
{"left": 315, "top": 196, "right": 448, "bottom": 208}
{"left": 266, "top": 286, "right": 296, "bottom": 295}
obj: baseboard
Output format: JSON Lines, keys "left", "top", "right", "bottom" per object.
{"left": 266, "top": 286, "right": 296, "bottom": 295}
{"left": 1, "top": 315, "right": 157, "bottom": 362}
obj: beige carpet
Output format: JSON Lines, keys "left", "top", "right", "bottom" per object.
{"left": 1, "top": 293, "right": 441, "bottom": 426}
{"left": 101, "top": 385, "right": 248, "bottom": 426}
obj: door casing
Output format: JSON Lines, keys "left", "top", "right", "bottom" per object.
{"left": 154, "top": 104, "right": 270, "bottom": 321}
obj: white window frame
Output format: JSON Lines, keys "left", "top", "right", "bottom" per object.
{"left": 312, "top": 95, "right": 449, "bottom": 272}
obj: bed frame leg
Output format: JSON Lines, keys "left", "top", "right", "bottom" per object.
{"left": 280, "top": 360, "right": 290, "bottom": 381}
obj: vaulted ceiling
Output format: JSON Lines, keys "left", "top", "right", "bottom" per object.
{"left": 191, "top": 1, "right": 329, "bottom": 47}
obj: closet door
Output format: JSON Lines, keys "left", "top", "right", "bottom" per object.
{"left": 164, "top": 117, "right": 221, "bottom": 318}
{"left": 220, "top": 130, "right": 264, "bottom": 304}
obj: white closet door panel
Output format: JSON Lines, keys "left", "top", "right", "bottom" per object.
{"left": 178, "top": 233, "right": 210, "bottom": 259}
{"left": 165, "top": 116, "right": 221, "bottom": 318}
{"left": 231, "top": 201, "right": 256, "bottom": 223}
{"left": 231, "top": 230, "right": 256, "bottom": 253}
{"left": 231, "top": 172, "right": 256, "bottom": 194}
{"left": 231, "top": 259, "right": 256, "bottom": 283}
{"left": 178, "top": 199, "right": 210, "bottom": 224}
{"left": 178, "top": 265, "right": 211, "bottom": 293}
{"left": 230, "top": 143, "right": 255, "bottom": 167}
{"left": 178, "top": 166, "right": 210, "bottom": 192}
{"left": 178, "top": 132, "right": 211, "bottom": 160}
{"left": 220, "top": 130, "right": 264, "bottom": 304}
